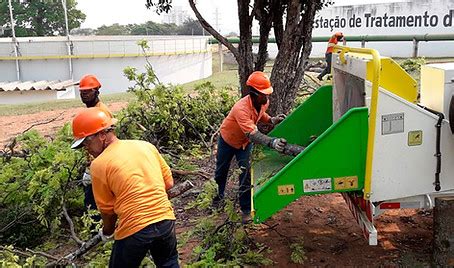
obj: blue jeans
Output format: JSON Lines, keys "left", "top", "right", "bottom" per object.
{"left": 109, "top": 220, "right": 179, "bottom": 268}
{"left": 214, "top": 135, "right": 252, "bottom": 214}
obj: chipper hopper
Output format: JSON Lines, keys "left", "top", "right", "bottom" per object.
{"left": 251, "top": 46, "right": 454, "bottom": 245}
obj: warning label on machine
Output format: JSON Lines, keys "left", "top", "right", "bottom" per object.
{"left": 382, "top": 113, "right": 404, "bottom": 135}
{"left": 303, "top": 178, "right": 332, "bottom": 193}
{"left": 334, "top": 176, "right": 358, "bottom": 190}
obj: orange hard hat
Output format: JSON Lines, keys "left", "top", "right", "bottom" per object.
{"left": 334, "top": 32, "right": 343, "bottom": 37}
{"left": 246, "top": 71, "right": 273, "bottom": 95}
{"left": 79, "top": 74, "right": 101, "bottom": 90}
{"left": 71, "top": 107, "right": 117, "bottom": 149}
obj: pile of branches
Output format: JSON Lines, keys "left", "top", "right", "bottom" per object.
{"left": 117, "top": 65, "right": 237, "bottom": 155}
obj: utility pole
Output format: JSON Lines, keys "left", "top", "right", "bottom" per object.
{"left": 62, "top": 0, "right": 73, "bottom": 80}
{"left": 214, "top": 8, "right": 223, "bottom": 72}
{"left": 8, "top": 0, "right": 20, "bottom": 81}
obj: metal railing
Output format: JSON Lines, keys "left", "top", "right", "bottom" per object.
{"left": 209, "top": 34, "right": 454, "bottom": 58}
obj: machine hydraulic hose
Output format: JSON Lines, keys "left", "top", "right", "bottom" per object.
{"left": 418, "top": 105, "right": 444, "bottom": 191}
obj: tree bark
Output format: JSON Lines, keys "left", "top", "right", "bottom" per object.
{"left": 268, "top": 0, "right": 318, "bottom": 115}
{"left": 433, "top": 197, "right": 454, "bottom": 267}
{"left": 237, "top": 0, "right": 254, "bottom": 96}
{"left": 254, "top": 0, "right": 272, "bottom": 71}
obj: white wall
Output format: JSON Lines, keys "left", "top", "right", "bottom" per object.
{"left": 0, "top": 36, "right": 213, "bottom": 103}
{"left": 0, "top": 90, "right": 57, "bottom": 104}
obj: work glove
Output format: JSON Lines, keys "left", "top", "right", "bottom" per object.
{"left": 98, "top": 229, "right": 114, "bottom": 242}
{"left": 270, "top": 138, "right": 287, "bottom": 152}
{"left": 81, "top": 170, "right": 92, "bottom": 187}
{"left": 270, "top": 114, "right": 286, "bottom": 125}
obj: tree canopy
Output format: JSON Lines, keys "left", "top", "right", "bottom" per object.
{"left": 146, "top": 0, "right": 333, "bottom": 115}
{"left": 92, "top": 19, "right": 203, "bottom": 36}
{"left": 0, "top": 0, "right": 86, "bottom": 37}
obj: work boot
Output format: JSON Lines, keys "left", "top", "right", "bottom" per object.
{"left": 241, "top": 212, "right": 252, "bottom": 224}
{"left": 211, "top": 195, "right": 224, "bottom": 211}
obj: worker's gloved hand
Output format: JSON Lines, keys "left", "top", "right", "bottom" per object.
{"left": 81, "top": 171, "right": 92, "bottom": 187}
{"left": 98, "top": 229, "right": 113, "bottom": 242}
{"left": 270, "top": 138, "right": 287, "bottom": 152}
{"left": 270, "top": 114, "right": 286, "bottom": 125}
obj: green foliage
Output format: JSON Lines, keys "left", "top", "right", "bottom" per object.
{"left": 78, "top": 210, "right": 102, "bottom": 241}
{"left": 184, "top": 190, "right": 273, "bottom": 267}
{"left": 0, "top": 245, "right": 47, "bottom": 267}
{"left": 85, "top": 240, "right": 113, "bottom": 266}
{"left": 186, "top": 181, "right": 217, "bottom": 210}
{"left": 400, "top": 57, "right": 426, "bottom": 73}
{"left": 118, "top": 64, "right": 236, "bottom": 153}
{"left": 93, "top": 19, "right": 204, "bottom": 36}
{"left": 290, "top": 238, "right": 307, "bottom": 264}
{"left": 0, "top": 124, "right": 86, "bottom": 247}
{"left": 0, "top": 0, "right": 86, "bottom": 37}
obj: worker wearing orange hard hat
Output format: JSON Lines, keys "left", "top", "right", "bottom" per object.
{"left": 318, "top": 32, "right": 345, "bottom": 81}
{"left": 71, "top": 108, "right": 179, "bottom": 268}
{"left": 79, "top": 74, "right": 113, "bottom": 118}
{"left": 212, "top": 71, "right": 289, "bottom": 224}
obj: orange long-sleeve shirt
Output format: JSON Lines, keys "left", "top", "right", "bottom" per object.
{"left": 220, "top": 95, "right": 271, "bottom": 149}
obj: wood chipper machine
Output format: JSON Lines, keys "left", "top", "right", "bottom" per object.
{"left": 251, "top": 46, "right": 454, "bottom": 245}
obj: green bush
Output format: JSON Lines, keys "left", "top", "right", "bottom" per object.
{"left": 117, "top": 66, "right": 236, "bottom": 154}
{"left": 0, "top": 125, "right": 86, "bottom": 247}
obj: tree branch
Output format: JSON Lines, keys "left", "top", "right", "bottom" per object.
{"left": 171, "top": 168, "right": 210, "bottom": 180}
{"left": 188, "top": 0, "right": 239, "bottom": 60}
{"left": 62, "top": 203, "right": 84, "bottom": 245}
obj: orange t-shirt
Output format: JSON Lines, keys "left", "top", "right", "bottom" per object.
{"left": 326, "top": 35, "right": 339, "bottom": 54}
{"left": 95, "top": 101, "right": 113, "bottom": 118}
{"left": 220, "top": 95, "right": 271, "bottom": 149}
{"left": 90, "top": 140, "right": 175, "bottom": 240}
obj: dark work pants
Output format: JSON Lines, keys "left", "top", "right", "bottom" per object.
{"left": 109, "top": 220, "right": 179, "bottom": 268}
{"left": 214, "top": 135, "right": 252, "bottom": 214}
{"left": 318, "top": 52, "right": 333, "bottom": 80}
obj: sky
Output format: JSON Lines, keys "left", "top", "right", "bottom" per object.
{"left": 77, "top": 0, "right": 406, "bottom": 34}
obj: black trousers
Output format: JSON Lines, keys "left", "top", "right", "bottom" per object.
{"left": 109, "top": 220, "right": 179, "bottom": 268}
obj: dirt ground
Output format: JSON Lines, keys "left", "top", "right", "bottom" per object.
{"left": 0, "top": 102, "right": 433, "bottom": 266}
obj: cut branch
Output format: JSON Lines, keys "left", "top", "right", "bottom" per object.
{"left": 62, "top": 203, "right": 83, "bottom": 245}
{"left": 171, "top": 168, "right": 210, "bottom": 180}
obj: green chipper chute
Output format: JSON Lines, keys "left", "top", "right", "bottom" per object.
{"left": 251, "top": 85, "right": 369, "bottom": 223}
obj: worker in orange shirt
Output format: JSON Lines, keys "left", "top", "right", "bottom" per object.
{"left": 78, "top": 74, "right": 113, "bottom": 224}
{"left": 317, "top": 32, "right": 345, "bottom": 81}
{"left": 213, "top": 71, "right": 288, "bottom": 224}
{"left": 71, "top": 108, "right": 179, "bottom": 268}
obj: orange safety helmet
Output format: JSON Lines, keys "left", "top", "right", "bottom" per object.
{"left": 246, "top": 71, "right": 273, "bottom": 95}
{"left": 71, "top": 107, "right": 117, "bottom": 149}
{"left": 79, "top": 74, "right": 101, "bottom": 91}
{"left": 334, "top": 32, "right": 343, "bottom": 37}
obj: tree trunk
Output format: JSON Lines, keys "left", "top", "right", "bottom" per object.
{"left": 254, "top": 0, "right": 272, "bottom": 71}
{"left": 268, "top": 0, "right": 318, "bottom": 115}
{"left": 237, "top": 0, "right": 254, "bottom": 96}
{"left": 433, "top": 197, "right": 454, "bottom": 267}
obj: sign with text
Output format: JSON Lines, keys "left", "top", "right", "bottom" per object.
{"left": 313, "top": 0, "right": 454, "bottom": 36}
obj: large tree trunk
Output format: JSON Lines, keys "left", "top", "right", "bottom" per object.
{"left": 254, "top": 0, "right": 272, "bottom": 72}
{"left": 237, "top": 0, "right": 254, "bottom": 96}
{"left": 433, "top": 197, "right": 454, "bottom": 267}
{"left": 268, "top": 0, "right": 318, "bottom": 115}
